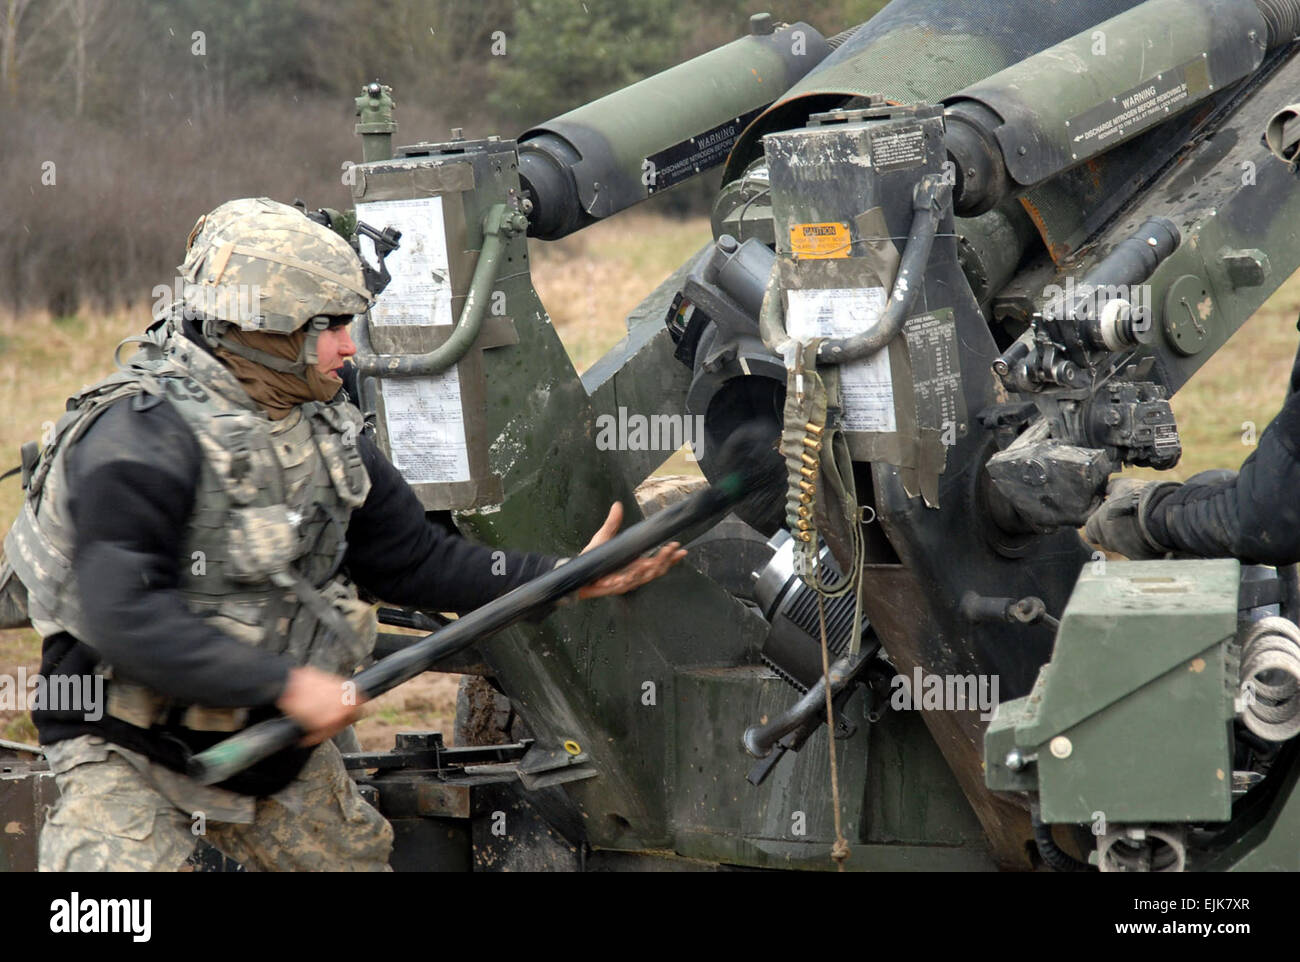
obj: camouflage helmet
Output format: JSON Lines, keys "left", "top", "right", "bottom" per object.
{"left": 179, "top": 197, "right": 372, "bottom": 333}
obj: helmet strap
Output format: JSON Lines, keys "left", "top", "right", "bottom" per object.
{"left": 202, "top": 317, "right": 311, "bottom": 376}
{"left": 300, "top": 315, "right": 330, "bottom": 368}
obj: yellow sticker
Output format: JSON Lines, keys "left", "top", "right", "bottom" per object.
{"left": 790, "top": 222, "right": 851, "bottom": 259}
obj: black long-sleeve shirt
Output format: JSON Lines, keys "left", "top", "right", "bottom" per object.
{"left": 1145, "top": 342, "right": 1300, "bottom": 566}
{"left": 45, "top": 391, "right": 557, "bottom": 715}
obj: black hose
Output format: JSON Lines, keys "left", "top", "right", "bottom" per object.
{"left": 1032, "top": 809, "right": 1094, "bottom": 872}
{"left": 816, "top": 176, "right": 948, "bottom": 365}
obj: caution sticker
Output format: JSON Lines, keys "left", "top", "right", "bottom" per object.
{"left": 790, "top": 222, "right": 851, "bottom": 259}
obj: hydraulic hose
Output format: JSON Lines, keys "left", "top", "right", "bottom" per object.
{"left": 760, "top": 176, "right": 949, "bottom": 366}
{"left": 1032, "top": 808, "right": 1094, "bottom": 872}
{"left": 1256, "top": 0, "right": 1300, "bottom": 48}
{"left": 351, "top": 204, "right": 527, "bottom": 378}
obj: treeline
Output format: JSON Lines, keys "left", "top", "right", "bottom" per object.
{"left": 0, "top": 0, "right": 886, "bottom": 315}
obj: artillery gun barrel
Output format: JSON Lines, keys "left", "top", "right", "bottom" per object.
{"left": 945, "top": 0, "right": 1292, "bottom": 216}
{"left": 517, "top": 16, "right": 830, "bottom": 239}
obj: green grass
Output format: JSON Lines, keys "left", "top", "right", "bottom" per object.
{"left": 1130, "top": 285, "right": 1300, "bottom": 482}
{"left": 530, "top": 212, "right": 714, "bottom": 373}
{"left": 2, "top": 713, "right": 37, "bottom": 744}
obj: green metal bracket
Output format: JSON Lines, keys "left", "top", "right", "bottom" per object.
{"left": 352, "top": 203, "right": 528, "bottom": 378}
{"left": 355, "top": 81, "right": 397, "bottom": 164}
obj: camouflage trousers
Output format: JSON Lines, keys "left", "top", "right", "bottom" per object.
{"left": 38, "top": 735, "right": 393, "bottom": 872}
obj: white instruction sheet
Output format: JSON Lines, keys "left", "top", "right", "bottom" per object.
{"left": 786, "top": 287, "right": 897, "bottom": 433}
{"left": 355, "top": 196, "right": 453, "bottom": 327}
{"left": 357, "top": 195, "right": 470, "bottom": 485}
{"left": 379, "top": 374, "right": 471, "bottom": 484}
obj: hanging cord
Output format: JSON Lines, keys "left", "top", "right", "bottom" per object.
{"left": 815, "top": 552, "right": 851, "bottom": 870}
{"left": 849, "top": 526, "right": 867, "bottom": 659}
{"left": 804, "top": 516, "right": 864, "bottom": 598}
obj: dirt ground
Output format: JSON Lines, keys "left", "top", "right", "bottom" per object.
{"left": 353, "top": 672, "right": 461, "bottom": 751}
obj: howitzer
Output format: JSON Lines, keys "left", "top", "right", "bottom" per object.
{"left": 157, "top": 0, "right": 1300, "bottom": 871}
{"left": 14, "top": 0, "right": 1300, "bottom": 873}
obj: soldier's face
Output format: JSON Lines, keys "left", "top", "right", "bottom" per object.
{"left": 315, "top": 324, "right": 357, "bottom": 378}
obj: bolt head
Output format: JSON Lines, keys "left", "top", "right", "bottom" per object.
{"left": 1022, "top": 458, "right": 1048, "bottom": 486}
{"left": 1049, "top": 735, "right": 1072, "bottom": 759}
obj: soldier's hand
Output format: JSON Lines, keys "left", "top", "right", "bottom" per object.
{"left": 1083, "top": 478, "right": 1179, "bottom": 560}
{"left": 276, "top": 666, "right": 363, "bottom": 746}
{"left": 576, "top": 501, "right": 687, "bottom": 600}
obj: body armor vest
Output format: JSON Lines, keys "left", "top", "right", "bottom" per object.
{"left": 4, "top": 319, "right": 374, "bottom": 732}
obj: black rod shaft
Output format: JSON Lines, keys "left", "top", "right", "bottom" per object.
{"left": 189, "top": 470, "right": 759, "bottom": 785}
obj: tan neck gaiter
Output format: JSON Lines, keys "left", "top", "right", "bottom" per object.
{"left": 214, "top": 327, "right": 342, "bottom": 420}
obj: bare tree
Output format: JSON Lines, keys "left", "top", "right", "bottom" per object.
{"left": 1, "top": 0, "right": 34, "bottom": 99}
{"left": 1, "top": 0, "right": 62, "bottom": 101}
{"left": 63, "top": 0, "right": 110, "bottom": 116}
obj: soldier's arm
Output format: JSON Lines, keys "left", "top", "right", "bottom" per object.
{"left": 343, "top": 434, "right": 561, "bottom": 613}
{"left": 66, "top": 398, "right": 296, "bottom": 707}
{"left": 1145, "top": 387, "right": 1300, "bottom": 565}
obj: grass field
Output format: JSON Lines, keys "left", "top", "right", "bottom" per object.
{"left": 2, "top": 211, "right": 1298, "bottom": 745}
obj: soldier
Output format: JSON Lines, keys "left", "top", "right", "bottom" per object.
{"left": 4, "top": 197, "right": 684, "bottom": 871}
{"left": 1085, "top": 344, "right": 1300, "bottom": 564}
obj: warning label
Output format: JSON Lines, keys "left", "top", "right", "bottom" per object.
{"left": 644, "top": 105, "right": 768, "bottom": 193}
{"left": 790, "top": 222, "right": 851, "bottom": 259}
{"left": 1068, "top": 61, "right": 1198, "bottom": 156}
{"left": 870, "top": 124, "right": 927, "bottom": 172}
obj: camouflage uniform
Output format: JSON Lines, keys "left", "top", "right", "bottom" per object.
{"left": 40, "top": 735, "right": 392, "bottom": 872}
{"left": 8, "top": 199, "right": 394, "bottom": 871}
